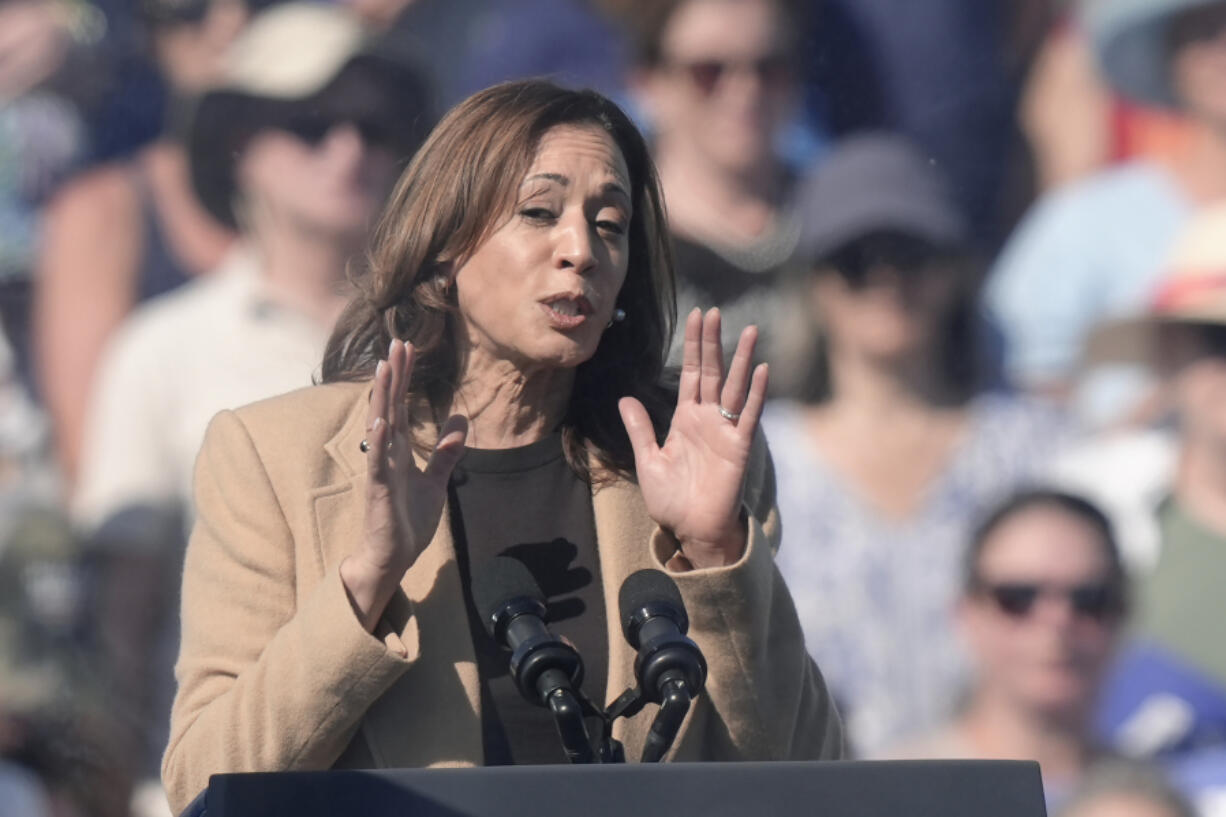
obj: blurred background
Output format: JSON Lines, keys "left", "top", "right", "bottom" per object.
{"left": 5, "top": 0, "right": 1226, "bottom": 814}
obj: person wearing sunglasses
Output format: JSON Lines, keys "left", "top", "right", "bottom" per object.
{"left": 885, "top": 489, "right": 1127, "bottom": 804}
{"left": 1050, "top": 205, "right": 1226, "bottom": 792}
{"left": 761, "top": 133, "right": 1071, "bottom": 758}
{"left": 624, "top": 0, "right": 813, "bottom": 392}
{"left": 66, "top": 3, "right": 435, "bottom": 807}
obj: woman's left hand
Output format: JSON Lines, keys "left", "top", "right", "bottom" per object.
{"left": 619, "top": 308, "right": 768, "bottom": 569}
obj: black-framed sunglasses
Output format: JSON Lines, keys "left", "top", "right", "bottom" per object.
{"left": 280, "top": 112, "right": 395, "bottom": 150}
{"left": 666, "top": 53, "right": 793, "bottom": 96}
{"left": 825, "top": 233, "right": 949, "bottom": 289}
{"left": 973, "top": 580, "right": 1124, "bottom": 622}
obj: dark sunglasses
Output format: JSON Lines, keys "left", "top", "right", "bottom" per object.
{"left": 825, "top": 233, "right": 948, "bottom": 289}
{"left": 667, "top": 54, "right": 793, "bottom": 95}
{"left": 281, "top": 112, "right": 395, "bottom": 150}
{"left": 974, "top": 581, "right": 1124, "bottom": 622}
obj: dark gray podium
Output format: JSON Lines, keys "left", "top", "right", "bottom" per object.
{"left": 198, "top": 760, "right": 1047, "bottom": 817}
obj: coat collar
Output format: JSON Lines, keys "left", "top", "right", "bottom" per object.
{"left": 313, "top": 383, "right": 666, "bottom": 766}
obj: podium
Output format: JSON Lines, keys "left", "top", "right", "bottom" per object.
{"left": 193, "top": 760, "right": 1047, "bottom": 817}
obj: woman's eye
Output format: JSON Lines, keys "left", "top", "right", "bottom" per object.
{"left": 596, "top": 219, "right": 626, "bottom": 236}
{"left": 520, "top": 207, "right": 556, "bottom": 222}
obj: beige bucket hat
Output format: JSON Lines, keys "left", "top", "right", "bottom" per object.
{"left": 188, "top": 1, "right": 435, "bottom": 227}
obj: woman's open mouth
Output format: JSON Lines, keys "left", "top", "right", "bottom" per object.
{"left": 540, "top": 295, "right": 594, "bottom": 330}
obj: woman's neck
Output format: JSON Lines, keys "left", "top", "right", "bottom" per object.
{"left": 822, "top": 346, "right": 958, "bottom": 421}
{"left": 654, "top": 142, "right": 781, "bottom": 242}
{"left": 958, "top": 689, "right": 1093, "bottom": 782}
{"left": 250, "top": 223, "right": 355, "bottom": 328}
{"left": 451, "top": 353, "right": 574, "bottom": 450}
{"left": 1175, "top": 434, "right": 1226, "bottom": 537}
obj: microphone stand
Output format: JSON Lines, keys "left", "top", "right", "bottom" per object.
{"left": 540, "top": 674, "right": 596, "bottom": 764}
{"left": 640, "top": 671, "right": 693, "bottom": 763}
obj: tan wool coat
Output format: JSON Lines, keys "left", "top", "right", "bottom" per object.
{"left": 161, "top": 380, "right": 843, "bottom": 814}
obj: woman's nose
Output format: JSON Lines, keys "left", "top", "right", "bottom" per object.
{"left": 320, "top": 122, "right": 366, "bottom": 164}
{"left": 554, "top": 217, "right": 596, "bottom": 274}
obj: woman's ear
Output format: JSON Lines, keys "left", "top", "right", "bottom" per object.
{"left": 433, "top": 259, "right": 456, "bottom": 293}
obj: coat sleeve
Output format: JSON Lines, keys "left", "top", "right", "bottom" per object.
{"left": 161, "top": 410, "right": 417, "bottom": 814}
{"left": 649, "top": 431, "right": 845, "bottom": 761}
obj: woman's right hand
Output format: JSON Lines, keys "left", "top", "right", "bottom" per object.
{"left": 340, "top": 340, "right": 468, "bottom": 631}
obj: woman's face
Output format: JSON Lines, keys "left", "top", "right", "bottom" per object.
{"left": 640, "top": 0, "right": 794, "bottom": 174}
{"left": 1158, "top": 323, "right": 1226, "bottom": 447}
{"left": 959, "top": 507, "right": 1123, "bottom": 718}
{"left": 452, "top": 124, "right": 632, "bottom": 373}
{"left": 811, "top": 238, "right": 963, "bottom": 365}
{"left": 237, "top": 120, "right": 398, "bottom": 241}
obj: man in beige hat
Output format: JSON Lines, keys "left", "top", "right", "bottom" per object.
{"left": 67, "top": 4, "right": 435, "bottom": 810}
{"left": 1050, "top": 203, "right": 1226, "bottom": 763}
{"left": 987, "top": 0, "right": 1226, "bottom": 427}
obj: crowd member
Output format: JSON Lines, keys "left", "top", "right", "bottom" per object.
{"left": 987, "top": 0, "right": 1226, "bottom": 425}
{"left": 886, "top": 490, "right": 1128, "bottom": 806}
{"left": 33, "top": 0, "right": 247, "bottom": 486}
{"left": 625, "top": 0, "right": 814, "bottom": 389}
{"left": 161, "top": 78, "right": 842, "bottom": 813}
{"left": 68, "top": 1, "right": 435, "bottom": 799}
{"left": 762, "top": 133, "right": 1069, "bottom": 757}
{"left": 1050, "top": 203, "right": 1226, "bottom": 763}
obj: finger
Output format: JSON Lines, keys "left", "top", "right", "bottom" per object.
{"left": 618, "top": 397, "right": 660, "bottom": 464}
{"left": 424, "top": 414, "right": 469, "bottom": 481}
{"left": 699, "top": 308, "right": 723, "bottom": 404}
{"left": 386, "top": 339, "right": 404, "bottom": 430}
{"left": 720, "top": 325, "right": 758, "bottom": 415}
{"left": 678, "top": 308, "right": 702, "bottom": 404}
{"left": 738, "top": 363, "right": 770, "bottom": 435}
{"left": 397, "top": 341, "right": 414, "bottom": 432}
{"left": 367, "top": 358, "right": 389, "bottom": 434}
{"left": 365, "top": 417, "right": 390, "bottom": 480}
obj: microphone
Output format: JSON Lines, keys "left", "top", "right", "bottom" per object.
{"left": 618, "top": 569, "right": 707, "bottom": 762}
{"left": 471, "top": 556, "right": 595, "bottom": 763}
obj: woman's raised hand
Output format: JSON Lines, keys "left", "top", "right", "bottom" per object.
{"left": 618, "top": 308, "right": 768, "bottom": 570}
{"left": 340, "top": 340, "right": 468, "bottom": 631}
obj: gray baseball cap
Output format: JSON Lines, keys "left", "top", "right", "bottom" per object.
{"left": 794, "top": 132, "right": 967, "bottom": 266}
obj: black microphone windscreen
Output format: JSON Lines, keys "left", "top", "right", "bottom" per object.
{"left": 471, "top": 556, "right": 544, "bottom": 637}
{"left": 618, "top": 568, "right": 687, "bottom": 641}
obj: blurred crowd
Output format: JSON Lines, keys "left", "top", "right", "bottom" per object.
{"left": 3, "top": 0, "right": 1226, "bottom": 814}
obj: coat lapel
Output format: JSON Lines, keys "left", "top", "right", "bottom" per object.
{"left": 313, "top": 387, "right": 483, "bottom": 768}
{"left": 591, "top": 473, "right": 670, "bottom": 754}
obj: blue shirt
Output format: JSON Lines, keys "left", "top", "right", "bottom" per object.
{"left": 986, "top": 162, "right": 1190, "bottom": 400}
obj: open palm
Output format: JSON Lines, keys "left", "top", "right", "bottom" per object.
{"left": 619, "top": 308, "right": 768, "bottom": 569}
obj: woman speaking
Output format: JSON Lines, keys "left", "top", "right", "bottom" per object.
{"left": 161, "top": 79, "right": 842, "bottom": 813}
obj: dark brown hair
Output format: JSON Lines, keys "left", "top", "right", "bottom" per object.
{"left": 321, "top": 79, "right": 676, "bottom": 482}
{"left": 964, "top": 488, "right": 1127, "bottom": 600}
